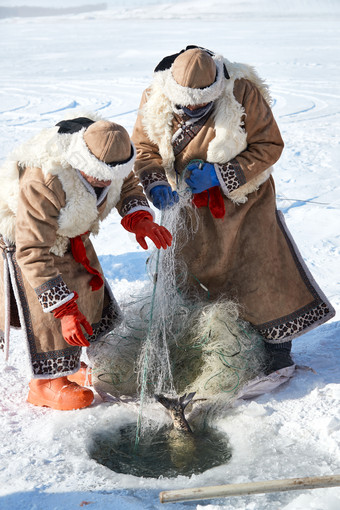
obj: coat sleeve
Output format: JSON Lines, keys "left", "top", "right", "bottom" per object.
{"left": 115, "top": 169, "right": 154, "bottom": 219}
{"left": 131, "top": 89, "right": 172, "bottom": 198}
{"left": 15, "top": 171, "right": 74, "bottom": 312}
{"left": 214, "top": 78, "right": 284, "bottom": 196}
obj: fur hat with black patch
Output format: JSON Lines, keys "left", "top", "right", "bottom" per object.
{"left": 154, "top": 45, "right": 229, "bottom": 106}
{"left": 55, "top": 117, "right": 136, "bottom": 182}
{"left": 0, "top": 112, "right": 136, "bottom": 246}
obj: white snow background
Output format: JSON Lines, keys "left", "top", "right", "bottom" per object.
{"left": 0, "top": 0, "right": 339, "bottom": 509}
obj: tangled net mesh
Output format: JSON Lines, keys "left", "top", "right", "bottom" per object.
{"left": 88, "top": 189, "right": 267, "bottom": 432}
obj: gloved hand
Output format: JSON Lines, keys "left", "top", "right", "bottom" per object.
{"left": 53, "top": 292, "right": 93, "bottom": 347}
{"left": 149, "top": 185, "right": 179, "bottom": 210}
{"left": 185, "top": 161, "right": 219, "bottom": 194}
{"left": 121, "top": 211, "right": 172, "bottom": 250}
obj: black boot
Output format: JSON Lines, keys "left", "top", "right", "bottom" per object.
{"left": 264, "top": 341, "right": 294, "bottom": 375}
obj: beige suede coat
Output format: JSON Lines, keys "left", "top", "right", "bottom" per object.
{"left": 132, "top": 63, "right": 335, "bottom": 343}
{"left": 0, "top": 120, "right": 151, "bottom": 378}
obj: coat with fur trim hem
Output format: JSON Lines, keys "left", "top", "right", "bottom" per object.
{"left": 132, "top": 67, "right": 335, "bottom": 343}
{"left": 0, "top": 155, "right": 151, "bottom": 379}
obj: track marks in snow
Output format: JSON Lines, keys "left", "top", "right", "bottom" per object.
{"left": 40, "top": 100, "right": 80, "bottom": 115}
{"left": 0, "top": 100, "right": 31, "bottom": 115}
{"left": 0, "top": 78, "right": 146, "bottom": 137}
{"left": 272, "top": 85, "right": 340, "bottom": 123}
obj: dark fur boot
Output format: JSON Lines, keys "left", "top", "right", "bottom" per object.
{"left": 264, "top": 341, "right": 294, "bottom": 375}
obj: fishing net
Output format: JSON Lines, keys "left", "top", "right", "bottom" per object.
{"left": 88, "top": 189, "right": 267, "bottom": 416}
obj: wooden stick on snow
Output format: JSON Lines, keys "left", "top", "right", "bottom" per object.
{"left": 159, "top": 474, "right": 340, "bottom": 504}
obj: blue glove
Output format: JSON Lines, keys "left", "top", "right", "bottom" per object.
{"left": 149, "top": 185, "right": 179, "bottom": 210}
{"left": 185, "top": 161, "right": 219, "bottom": 194}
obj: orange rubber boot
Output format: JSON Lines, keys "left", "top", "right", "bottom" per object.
{"left": 27, "top": 376, "right": 94, "bottom": 410}
{"left": 67, "top": 362, "right": 93, "bottom": 386}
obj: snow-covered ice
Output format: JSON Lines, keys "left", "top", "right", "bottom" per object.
{"left": 0, "top": 0, "right": 339, "bottom": 508}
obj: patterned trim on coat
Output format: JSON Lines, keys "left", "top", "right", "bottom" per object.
{"left": 35, "top": 275, "right": 74, "bottom": 312}
{"left": 32, "top": 350, "right": 81, "bottom": 377}
{"left": 87, "top": 300, "right": 122, "bottom": 343}
{"left": 139, "top": 171, "right": 170, "bottom": 197}
{"left": 215, "top": 158, "right": 247, "bottom": 194}
{"left": 257, "top": 301, "right": 332, "bottom": 341}
{"left": 254, "top": 210, "right": 335, "bottom": 342}
{"left": 120, "top": 195, "right": 151, "bottom": 217}
{"left": 9, "top": 250, "right": 81, "bottom": 378}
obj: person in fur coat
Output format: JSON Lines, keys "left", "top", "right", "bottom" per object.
{"left": 0, "top": 113, "right": 172, "bottom": 410}
{"left": 131, "top": 45, "right": 335, "bottom": 375}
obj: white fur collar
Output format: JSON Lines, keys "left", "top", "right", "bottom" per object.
{"left": 0, "top": 158, "right": 128, "bottom": 255}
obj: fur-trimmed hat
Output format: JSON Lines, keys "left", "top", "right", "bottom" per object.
{"left": 56, "top": 117, "right": 135, "bottom": 181}
{"left": 154, "top": 45, "right": 229, "bottom": 106}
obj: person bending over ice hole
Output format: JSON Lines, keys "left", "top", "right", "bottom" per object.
{"left": 0, "top": 115, "right": 172, "bottom": 410}
{"left": 131, "top": 45, "right": 335, "bottom": 376}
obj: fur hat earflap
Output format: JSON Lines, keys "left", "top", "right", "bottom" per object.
{"left": 56, "top": 118, "right": 136, "bottom": 182}
{"left": 155, "top": 46, "right": 227, "bottom": 106}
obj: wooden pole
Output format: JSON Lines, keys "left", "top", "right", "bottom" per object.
{"left": 159, "top": 474, "right": 340, "bottom": 504}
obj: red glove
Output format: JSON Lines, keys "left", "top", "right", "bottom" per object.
{"left": 192, "top": 186, "right": 225, "bottom": 219}
{"left": 121, "top": 211, "right": 172, "bottom": 250}
{"left": 53, "top": 292, "right": 93, "bottom": 347}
